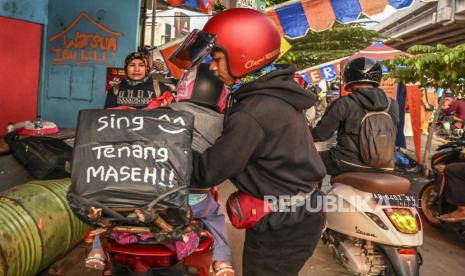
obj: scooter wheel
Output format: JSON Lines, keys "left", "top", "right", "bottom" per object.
{"left": 419, "top": 181, "right": 441, "bottom": 226}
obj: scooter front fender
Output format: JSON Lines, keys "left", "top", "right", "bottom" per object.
{"left": 380, "top": 245, "right": 420, "bottom": 276}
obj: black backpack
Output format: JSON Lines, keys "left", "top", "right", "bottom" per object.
{"left": 4, "top": 132, "right": 72, "bottom": 179}
{"left": 358, "top": 98, "right": 396, "bottom": 169}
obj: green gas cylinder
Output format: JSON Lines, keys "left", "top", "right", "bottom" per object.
{"left": 0, "top": 179, "right": 89, "bottom": 276}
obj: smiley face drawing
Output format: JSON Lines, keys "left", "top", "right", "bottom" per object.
{"left": 158, "top": 114, "right": 187, "bottom": 135}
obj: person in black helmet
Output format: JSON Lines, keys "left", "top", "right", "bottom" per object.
{"left": 312, "top": 57, "right": 399, "bottom": 175}
{"left": 170, "top": 63, "right": 234, "bottom": 275}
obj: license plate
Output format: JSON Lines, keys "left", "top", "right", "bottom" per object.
{"left": 372, "top": 193, "right": 417, "bottom": 207}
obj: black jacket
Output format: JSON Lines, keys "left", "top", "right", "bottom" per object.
{"left": 191, "top": 64, "right": 326, "bottom": 197}
{"left": 312, "top": 87, "right": 399, "bottom": 165}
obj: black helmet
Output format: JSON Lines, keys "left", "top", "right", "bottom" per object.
{"left": 343, "top": 57, "right": 382, "bottom": 89}
{"left": 330, "top": 81, "right": 340, "bottom": 91}
{"left": 176, "top": 63, "right": 227, "bottom": 111}
{"left": 307, "top": 84, "right": 320, "bottom": 95}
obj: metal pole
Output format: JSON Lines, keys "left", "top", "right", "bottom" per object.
{"left": 151, "top": 0, "right": 157, "bottom": 47}
{"left": 140, "top": 0, "right": 147, "bottom": 48}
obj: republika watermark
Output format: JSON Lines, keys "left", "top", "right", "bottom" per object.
{"left": 263, "top": 193, "right": 417, "bottom": 213}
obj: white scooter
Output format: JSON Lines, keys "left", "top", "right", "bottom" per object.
{"left": 322, "top": 172, "right": 423, "bottom": 276}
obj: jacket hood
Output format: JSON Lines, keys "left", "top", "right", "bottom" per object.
{"left": 349, "top": 87, "right": 389, "bottom": 111}
{"left": 232, "top": 64, "right": 316, "bottom": 110}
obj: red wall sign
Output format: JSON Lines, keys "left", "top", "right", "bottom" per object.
{"left": 0, "top": 17, "right": 42, "bottom": 135}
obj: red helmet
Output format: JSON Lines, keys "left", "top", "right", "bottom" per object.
{"left": 203, "top": 8, "right": 281, "bottom": 78}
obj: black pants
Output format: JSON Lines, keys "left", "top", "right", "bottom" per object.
{"left": 242, "top": 211, "right": 325, "bottom": 276}
{"left": 444, "top": 162, "right": 465, "bottom": 206}
{"left": 319, "top": 150, "right": 385, "bottom": 176}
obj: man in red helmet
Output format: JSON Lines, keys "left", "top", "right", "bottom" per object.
{"left": 170, "top": 8, "right": 326, "bottom": 276}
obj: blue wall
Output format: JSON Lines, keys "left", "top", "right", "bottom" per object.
{"left": 0, "top": 0, "right": 48, "bottom": 24}
{"left": 41, "top": 0, "right": 141, "bottom": 128}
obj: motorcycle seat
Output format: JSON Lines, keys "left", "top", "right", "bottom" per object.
{"left": 331, "top": 172, "right": 410, "bottom": 195}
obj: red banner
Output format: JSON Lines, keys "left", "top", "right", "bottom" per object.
{"left": 406, "top": 85, "right": 422, "bottom": 163}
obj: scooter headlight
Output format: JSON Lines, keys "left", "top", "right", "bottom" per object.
{"left": 383, "top": 208, "right": 419, "bottom": 234}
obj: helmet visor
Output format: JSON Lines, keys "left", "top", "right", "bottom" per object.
{"left": 169, "top": 29, "right": 216, "bottom": 70}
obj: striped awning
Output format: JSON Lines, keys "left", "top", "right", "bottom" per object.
{"left": 265, "top": 0, "right": 414, "bottom": 38}
{"left": 348, "top": 42, "right": 411, "bottom": 61}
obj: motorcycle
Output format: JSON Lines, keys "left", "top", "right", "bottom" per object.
{"left": 435, "top": 115, "right": 465, "bottom": 139}
{"left": 102, "top": 229, "right": 213, "bottom": 276}
{"left": 99, "top": 188, "right": 220, "bottom": 276}
{"left": 322, "top": 172, "right": 423, "bottom": 276}
{"left": 419, "top": 138, "right": 465, "bottom": 242}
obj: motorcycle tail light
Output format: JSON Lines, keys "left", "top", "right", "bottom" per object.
{"left": 398, "top": 248, "right": 417, "bottom": 255}
{"left": 111, "top": 252, "right": 177, "bottom": 272}
{"left": 113, "top": 252, "right": 127, "bottom": 264}
{"left": 145, "top": 255, "right": 178, "bottom": 267}
{"left": 383, "top": 208, "right": 419, "bottom": 234}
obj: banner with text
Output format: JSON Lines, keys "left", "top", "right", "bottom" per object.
{"left": 70, "top": 109, "right": 194, "bottom": 225}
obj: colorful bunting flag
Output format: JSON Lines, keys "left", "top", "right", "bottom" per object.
{"left": 359, "top": 0, "right": 389, "bottom": 16}
{"left": 265, "top": 0, "right": 414, "bottom": 38}
{"left": 275, "top": 3, "right": 310, "bottom": 37}
{"left": 302, "top": 0, "right": 336, "bottom": 31}
{"left": 163, "top": 0, "right": 214, "bottom": 13}
{"left": 279, "top": 37, "right": 292, "bottom": 58}
{"left": 236, "top": 0, "right": 267, "bottom": 12}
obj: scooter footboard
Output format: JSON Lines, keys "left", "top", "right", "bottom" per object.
{"left": 380, "top": 245, "right": 420, "bottom": 276}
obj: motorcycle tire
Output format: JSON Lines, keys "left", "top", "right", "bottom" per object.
{"left": 419, "top": 181, "right": 441, "bottom": 227}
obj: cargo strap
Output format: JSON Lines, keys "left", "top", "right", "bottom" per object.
{"left": 68, "top": 185, "right": 185, "bottom": 224}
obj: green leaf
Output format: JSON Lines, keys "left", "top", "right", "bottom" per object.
{"left": 388, "top": 43, "right": 465, "bottom": 92}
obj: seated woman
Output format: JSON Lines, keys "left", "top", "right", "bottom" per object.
{"left": 85, "top": 52, "right": 173, "bottom": 270}
{"left": 104, "top": 51, "right": 172, "bottom": 109}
